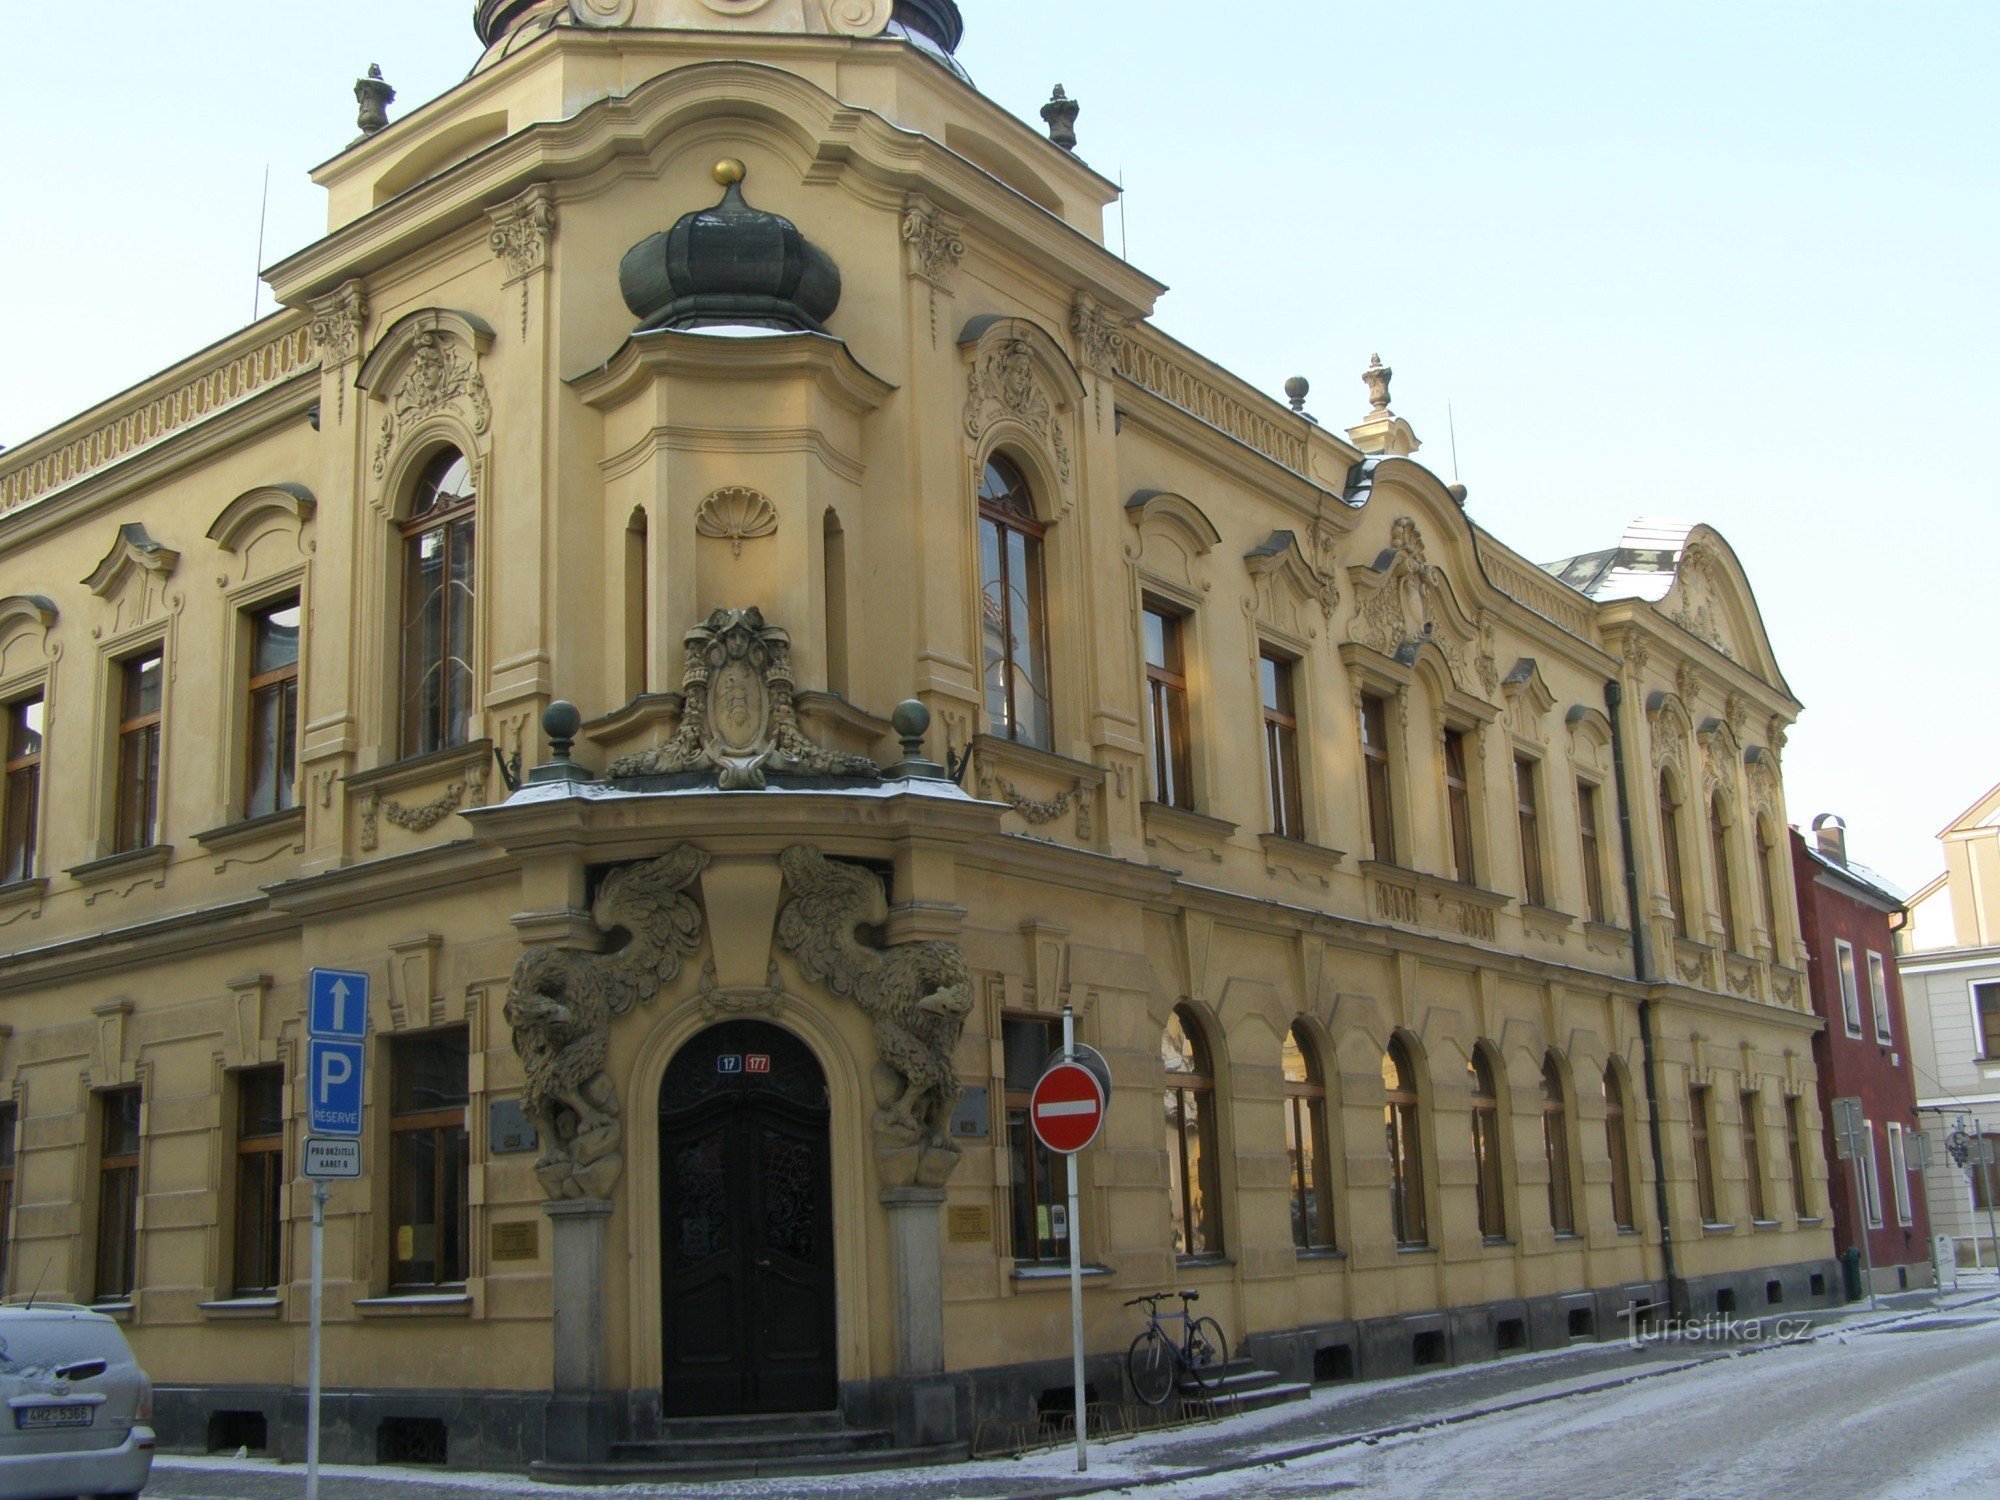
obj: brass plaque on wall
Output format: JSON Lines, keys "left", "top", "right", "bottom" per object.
{"left": 947, "top": 1205, "right": 993, "bottom": 1244}
{"left": 491, "top": 1221, "right": 540, "bottom": 1262}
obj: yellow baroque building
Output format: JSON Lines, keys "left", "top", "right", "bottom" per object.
{"left": 0, "top": 0, "right": 1835, "bottom": 1473}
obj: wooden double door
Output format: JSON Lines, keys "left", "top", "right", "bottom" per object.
{"left": 659, "top": 1021, "right": 837, "bottom": 1416}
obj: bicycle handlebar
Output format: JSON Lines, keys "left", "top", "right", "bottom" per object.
{"left": 1123, "top": 1290, "right": 1201, "bottom": 1308}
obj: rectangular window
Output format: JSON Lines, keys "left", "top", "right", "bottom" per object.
{"left": 1741, "top": 1091, "right": 1767, "bottom": 1223}
{"left": 1360, "top": 693, "right": 1396, "bottom": 862}
{"left": 1861, "top": 1120, "right": 1882, "bottom": 1228}
{"left": 1577, "top": 781, "right": 1607, "bottom": 925}
{"left": 1888, "top": 1122, "right": 1913, "bottom": 1226}
{"left": 390, "top": 1031, "right": 470, "bottom": 1291}
{"left": 2, "top": 696, "right": 43, "bottom": 884}
{"left": 1443, "top": 730, "right": 1475, "bottom": 885}
{"left": 1785, "top": 1095, "right": 1811, "bottom": 1219}
{"left": 1978, "top": 983, "right": 2000, "bottom": 1061}
{"left": 1836, "top": 941, "right": 1862, "bottom": 1036}
{"left": 1142, "top": 602, "right": 1194, "bottom": 811}
{"left": 1690, "top": 1085, "right": 1718, "bottom": 1224}
{"left": 1003, "top": 1015, "right": 1068, "bottom": 1263}
{"left": 1659, "top": 779, "right": 1690, "bottom": 940}
{"left": 1972, "top": 1135, "right": 2000, "bottom": 1211}
{"left": 114, "top": 653, "right": 164, "bottom": 853}
{"left": 1867, "top": 952, "right": 1892, "bottom": 1044}
{"left": 244, "top": 600, "right": 301, "bottom": 820}
{"left": 0, "top": 1106, "right": 16, "bottom": 1298}
{"left": 1515, "top": 756, "right": 1546, "bottom": 907}
{"left": 1260, "top": 650, "right": 1304, "bottom": 841}
{"left": 95, "top": 1089, "right": 142, "bottom": 1303}
{"left": 234, "top": 1067, "right": 286, "bottom": 1296}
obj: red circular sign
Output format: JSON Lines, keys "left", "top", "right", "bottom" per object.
{"left": 1030, "top": 1060, "right": 1106, "bottom": 1154}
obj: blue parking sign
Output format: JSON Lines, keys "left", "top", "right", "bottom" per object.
{"left": 309, "top": 969, "right": 370, "bottom": 1040}
{"left": 308, "top": 1038, "right": 366, "bottom": 1137}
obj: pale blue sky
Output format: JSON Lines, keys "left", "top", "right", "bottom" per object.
{"left": 2, "top": 1, "right": 1992, "bottom": 889}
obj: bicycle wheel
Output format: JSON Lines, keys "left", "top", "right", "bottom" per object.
{"left": 1184, "top": 1315, "right": 1230, "bottom": 1395}
{"left": 1127, "top": 1327, "right": 1176, "bottom": 1406}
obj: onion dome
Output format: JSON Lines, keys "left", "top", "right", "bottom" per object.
{"left": 619, "top": 160, "right": 842, "bottom": 334}
{"left": 476, "top": 1, "right": 964, "bottom": 59}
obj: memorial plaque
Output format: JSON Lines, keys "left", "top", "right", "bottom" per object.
{"left": 948, "top": 1204, "right": 993, "bottom": 1244}
{"left": 491, "top": 1221, "right": 540, "bottom": 1262}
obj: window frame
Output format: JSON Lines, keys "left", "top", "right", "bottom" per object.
{"left": 1860, "top": 1118, "right": 1882, "bottom": 1228}
{"left": 1283, "top": 1023, "right": 1337, "bottom": 1252}
{"left": 1977, "top": 982, "right": 2000, "bottom": 1062}
{"left": 1755, "top": 815, "right": 1783, "bottom": 949}
{"left": 1360, "top": 691, "right": 1398, "bottom": 864}
{"left": 1740, "top": 1089, "right": 1768, "bottom": 1224}
{"left": 0, "top": 1104, "right": 16, "bottom": 1299}
{"left": 1690, "top": 1084, "right": 1719, "bottom": 1225}
{"left": 1142, "top": 598, "right": 1195, "bottom": 812}
{"left": 1887, "top": 1121, "right": 1913, "bottom": 1227}
{"left": 388, "top": 1029, "right": 471, "bottom": 1293}
{"left": 1836, "top": 939, "right": 1863, "bottom": 1038}
{"left": 1002, "top": 1013, "right": 1069, "bottom": 1265}
{"left": 1577, "top": 779, "right": 1608, "bottom": 926}
{"left": 1259, "top": 646, "right": 1305, "bottom": 842}
{"left": 1784, "top": 1093, "right": 1812, "bottom": 1220}
{"left": 1, "top": 693, "right": 44, "bottom": 884}
{"left": 1515, "top": 754, "right": 1547, "bottom": 908}
{"left": 1163, "top": 1006, "right": 1223, "bottom": 1260}
{"left": 1383, "top": 1038, "right": 1429, "bottom": 1248}
{"left": 113, "top": 650, "right": 165, "bottom": 854}
{"left": 1708, "top": 794, "right": 1739, "bottom": 954}
{"left": 1442, "top": 728, "right": 1476, "bottom": 886}
{"left": 1469, "top": 1047, "right": 1508, "bottom": 1243}
{"left": 977, "top": 455, "right": 1054, "bottom": 751}
{"left": 1542, "top": 1055, "right": 1576, "bottom": 1237}
{"left": 1604, "top": 1064, "right": 1636, "bottom": 1232}
{"left": 94, "top": 1088, "right": 143, "bottom": 1304}
{"left": 1867, "top": 951, "right": 1893, "bottom": 1044}
{"left": 243, "top": 596, "right": 302, "bottom": 821}
{"left": 1659, "top": 773, "right": 1691, "bottom": 941}
{"left": 398, "top": 449, "right": 479, "bottom": 761}
{"left": 232, "top": 1066, "right": 286, "bottom": 1297}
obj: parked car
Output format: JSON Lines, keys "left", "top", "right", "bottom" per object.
{"left": 0, "top": 1304, "right": 153, "bottom": 1499}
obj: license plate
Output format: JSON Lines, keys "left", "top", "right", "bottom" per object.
{"left": 15, "top": 1404, "right": 94, "bottom": 1430}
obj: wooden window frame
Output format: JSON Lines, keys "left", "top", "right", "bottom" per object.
{"left": 2, "top": 694, "right": 43, "bottom": 884}
{"left": 399, "top": 450, "right": 479, "bottom": 760}
{"left": 1443, "top": 728, "right": 1476, "bottom": 885}
{"left": 1709, "top": 794, "right": 1738, "bottom": 954}
{"left": 1164, "top": 1006, "right": 1223, "bottom": 1260}
{"left": 1002, "top": 1013, "right": 1068, "bottom": 1264}
{"left": 1470, "top": 1049, "right": 1507, "bottom": 1242}
{"left": 1690, "top": 1084, "right": 1719, "bottom": 1225}
{"left": 1867, "top": 951, "right": 1893, "bottom": 1044}
{"left": 233, "top": 1067, "right": 286, "bottom": 1296}
{"left": 1283, "top": 1025, "right": 1336, "bottom": 1252}
{"left": 388, "top": 1030, "right": 470, "bottom": 1293}
{"left": 94, "top": 1088, "right": 142, "bottom": 1304}
{"left": 1785, "top": 1095, "right": 1813, "bottom": 1219}
{"left": 1577, "top": 779, "right": 1608, "bottom": 925}
{"left": 244, "top": 598, "right": 301, "bottom": 821}
{"left": 1542, "top": 1056, "right": 1576, "bottom": 1236}
{"left": 1741, "top": 1089, "right": 1768, "bottom": 1223}
{"left": 1142, "top": 599, "right": 1195, "bottom": 812}
{"left": 977, "top": 456, "right": 1053, "bottom": 750}
{"left": 1260, "top": 647, "right": 1305, "bottom": 842}
{"left": 1360, "top": 692, "right": 1398, "bottom": 864}
{"left": 114, "top": 651, "right": 164, "bottom": 854}
{"left": 1604, "top": 1065, "right": 1636, "bottom": 1232}
{"left": 1515, "top": 755, "right": 1547, "bottom": 908}
{"left": 1836, "top": 940, "right": 1863, "bottom": 1038}
{"left": 1384, "top": 1040, "right": 1428, "bottom": 1248}
{"left": 1860, "top": 1119, "right": 1882, "bottom": 1228}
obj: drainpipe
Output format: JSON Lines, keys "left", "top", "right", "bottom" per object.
{"left": 1606, "top": 678, "right": 1682, "bottom": 1318}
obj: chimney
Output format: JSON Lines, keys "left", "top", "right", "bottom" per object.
{"left": 1812, "top": 813, "right": 1848, "bottom": 867}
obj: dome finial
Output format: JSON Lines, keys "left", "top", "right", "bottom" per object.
{"left": 713, "top": 158, "right": 746, "bottom": 188}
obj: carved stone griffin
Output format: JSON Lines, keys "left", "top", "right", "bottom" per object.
{"left": 608, "top": 607, "right": 878, "bottom": 789}
{"left": 775, "top": 845, "right": 973, "bottom": 1189}
{"left": 504, "top": 845, "right": 709, "bottom": 1200}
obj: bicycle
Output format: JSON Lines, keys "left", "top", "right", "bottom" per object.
{"left": 1123, "top": 1289, "right": 1230, "bottom": 1406}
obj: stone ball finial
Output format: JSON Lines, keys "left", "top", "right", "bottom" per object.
{"left": 1284, "top": 376, "right": 1310, "bottom": 413}
{"left": 544, "top": 700, "right": 582, "bottom": 760}
{"left": 355, "top": 64, "right": 395, "bottom": 138}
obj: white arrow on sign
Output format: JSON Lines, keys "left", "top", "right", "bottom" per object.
{"left": 328, "top": 979, "right": 352, "bottom": 1034}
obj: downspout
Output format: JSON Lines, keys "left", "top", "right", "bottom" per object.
{"left": 1606, "top": 678, "right": 1681, "bottom": 1316}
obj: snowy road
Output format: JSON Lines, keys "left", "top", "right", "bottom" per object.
{"left": 1175, "top": 1315, "right": 2000, "bottom": 1500}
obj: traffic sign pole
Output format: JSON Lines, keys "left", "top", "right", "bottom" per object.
{"left": 307, "top": 1179, "right": 328, "bottom": 1500}
{"left": 304, "top": 968, "right": 368, "bottom": 1500}
{"left": 1064, "top": 1003, "right": 1086, "bottom": 1476}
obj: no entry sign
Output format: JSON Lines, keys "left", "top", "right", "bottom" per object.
{"left": 1030, "top": 1060, "right": 1106, "bottom": 1154}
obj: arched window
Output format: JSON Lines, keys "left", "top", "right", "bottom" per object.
{"left": 978, "top": 456, "right": 1051, "bottom": 749}
{"left": 1604, "top": 1064, "right": 1636, "bottom": 1232}
{"left": 1469, "top": 1048, "right": 1506, "bottom": 1241}
{"left": 1163, "top": 1006, "right": 1221, "bottom": 1258}
{"left": 1383, "top": 1038, "right": 1427, "bottom": 1247}
{"left": 401, "top": 449, "right": 477, "bottom": 757}
{"left": 1542, "top": 1054, "right": 1575, "bottom": 1236}
{"left": 1755, "top": 815, "right": 1782, "bottom": 947}
{"left": 1659, "top": 773, "right": 1690, "bottom": 940}
{"left": 1283, "top": 1024, "right": 1335, "bottom": 1251}
{"left": 1709, "top": 794, "right": 1738, "bottom": 953}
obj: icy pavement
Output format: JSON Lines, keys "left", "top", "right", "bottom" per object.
{"left": 144, "top": 1284, "right": 2000, "bottom": 1499}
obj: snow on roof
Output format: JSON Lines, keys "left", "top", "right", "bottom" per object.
{"left": 1540, "top": 517, "right": 1698, "bottom": 602}
{"left": 1801, "top": 839, "right": 1910, "bottom": 907}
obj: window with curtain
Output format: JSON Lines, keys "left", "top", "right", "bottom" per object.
{"left": 1604, "top": 1065, "right": 1636, "bottom": 1231}
{"left": 1003, "top": 1014, "right": 1067, "bottom": 1263}
{"left": 400, "top": 450, "right": 477, "bottom": 758}
{"left": 244, "top": 598, "right": 301, "bottom": 819}
{"left": 1163, "top": 1007, "right": 1221, "bottom": 1258}
{"left": 1741, "top": 1090, "right": 1767, "bottom": 1223}
{"left": 1542, "top": 1055, "right": 1575, "bottom": 1235}
{"left": 1283, "top": 1024, "right": 1335, "bottom": 1251}
{"left": 1659, "top": 775, "right": 1690, "bottom": 940}
{"left": 978, "top": 456, "right": 1052, "bottom": 749}
{"left": 1260, "top": 650, "right": 1304, "bottom": 840}
{"left": 1577, "top": 780, "right": 1607, "bottom": 924}
{"left": 1361, "top": 693, "right": 1396, "bottom": 862}
{"left": 2, "top": 695, "right": 43, "bottom": 883}
{"left": 1709, "top": 795, "right": 1738, "bottom": 953}
{"left": 1384, "top": 1039, "right": 1427, "bottom": 1247}
{"left": 1470, "top": 1049, "right": 1507, "bottom": 1240}
{"left": 1443, "top": 729, "right": 1475, "bottom": 884}
{"left": 1516, "top": 756, "right": 1546, "bottom": 907}
{"left": 114, "top": 652, "right": 164, "bottom": 853}
{"left": 1690, "top": 1085, "right": 1719, "bottom": 1224}
{"left": 234, "top": 1067, "right": 285, "bottom": 1295}
{"left": 1143, "top": 601, "right": 1193, "bottom": 810}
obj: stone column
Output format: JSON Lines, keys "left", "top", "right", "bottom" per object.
{"left": 543, "top": 1197, "right": 615, "bottom": 1465}
{"left": 880, "top": 1186, "right": 957, "bottom": 1445}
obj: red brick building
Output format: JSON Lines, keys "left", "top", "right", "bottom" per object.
{"left": 1795, "top": 816, "right": 1933, "bottom": 1292}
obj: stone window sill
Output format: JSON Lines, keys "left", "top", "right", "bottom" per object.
{"left": 1296, "top": 1246, "right": 1346, "bottom": 1263}
{"left": 200, "top": 1297, "right": 283, "bottom": 1321}
{"left": 1396, "top": 1243, "right": 1436, "bottom": 1256}
{"left": 1482, "top": 1236, "right": 1515, "bottom": 1250}
{"left": 194, "top": 807, "right": 306, "bottom": 852}
{"left": 67, "top": 845, "right": 172, "bottom": 885}
{"left": 1797, "top": 1216, "right": 1824, "bottom": 1227}
{"left": 344, "top": 741, "right": 493, "bottom": 799}
{"left": 1617, "top": 1226, "right": 1643, "bottom": 1236}
{"left": 1010, "top": 1263, "right": 1115, "bottom": 1287}
{"left": 1701, "top": 1222, "right": 1737, "bottom": 1234}
{"left": 1522, "top": 904, "right": 1577, "bottom": 931}
{"left": 1751, "top": 1218, "right": 1782, "bottom": 1232}
{"left": 1174, "top": 1256, "right": 1234, "bottom": 1272}
{"left": 354, "top": 1293, "right": 472, "bottom": 1319}
{"left": 89, "top": 1302, "right": 134, "bottom": 1322}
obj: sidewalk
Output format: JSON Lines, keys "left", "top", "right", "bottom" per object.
{"left": 151, "top": 1277, "right": 2000, "bottom": 1500}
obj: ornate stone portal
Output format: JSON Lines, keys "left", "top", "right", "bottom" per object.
{"left": 609, "top": 607, "right": 877, "bottom": 788}
{"left": 504, "top": 845, "right": 708, "bottom": 1198}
